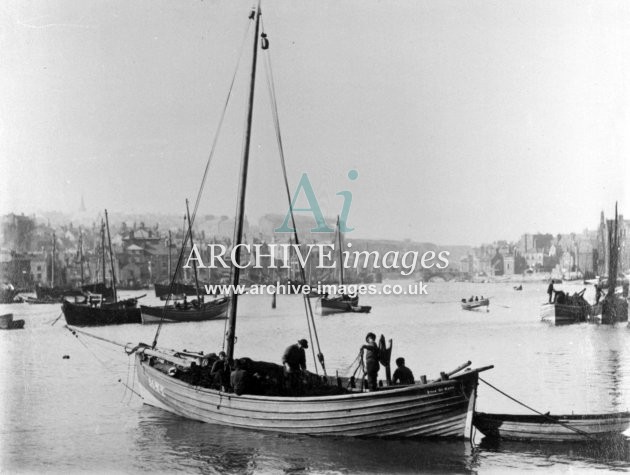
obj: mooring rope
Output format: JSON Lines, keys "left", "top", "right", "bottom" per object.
{"left": 479, "top": 377, "right": 596, "bottom": 441}
{"left": 64, "top": 326, "right": 144, "bottom": 400}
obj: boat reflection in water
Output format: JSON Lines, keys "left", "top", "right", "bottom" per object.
{"left": 135, "top": 408, "right": 479, "bottom": 474}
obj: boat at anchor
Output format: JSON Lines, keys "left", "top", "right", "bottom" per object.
{"left": 474, "top": 411, "right": 630, "bottom": 442}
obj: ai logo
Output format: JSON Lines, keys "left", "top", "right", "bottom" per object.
{"left": 275, "top": 169, "right": 358, "bottom": 233}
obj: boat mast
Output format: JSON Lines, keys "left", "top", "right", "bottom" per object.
{"left": 336, "top": 216, "right": 344, "bottom": 286}
{"left": 79, "top": 229, "right": 85, "bottom": 285}
{"left": 226, "top": 2, "right": 262, "bottom": 361}
{"left": 105, "top": 209, "right": 118, "bottom": 301}
{"left": 101, "top": 221, "right": 106, "bottom": 287}
{"left": 51, "top": 232, "right": 56, "bottom": 287}
{"left": 167, "top": 230, "right": 172, "bottom": 279}
{"left": 185, "top": 199, "right": 202, "bottom": 303}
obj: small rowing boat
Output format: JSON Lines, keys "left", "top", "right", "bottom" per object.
{"left": 461, "top": 298, "right": 489, "bottom": 311}
{"left": 474, "top": 411, "right": 630, "bottom": 442}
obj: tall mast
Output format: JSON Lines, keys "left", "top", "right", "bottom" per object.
{"left": 101, "top": 221, "right": 106, "bottom": 287}
{"left": 51, "top": 232, "right": 56, "bottom": 287}
{"left": 336, "top": 216, "right": 344, "bottom": 286}
{"left": 185, "top": 199, "right": 202, "bottom": 302}
{"left": 167, "top": 230, "right": 172, "bottom": 279}
{"left": 105, "top": 209, "right": 118, "bottom": 301}
{"left": 226, "top": 2, "right": 261, "bottom": 361}
{"left": 79, "top": 229, "right": 85, "bottom": 285}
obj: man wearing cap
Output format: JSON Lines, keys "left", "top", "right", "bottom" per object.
{"left": 361, "top": 332, "right": 380, "bottom": 391}
{"left": 282, "top": 339, "right": 308, "bottom": 395}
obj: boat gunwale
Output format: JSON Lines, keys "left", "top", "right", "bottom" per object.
{"left": 138, "top": 353, "right": 489, "bottom": 404}
{"left": 475, "top": 411, "right": 630, "bottom": 422}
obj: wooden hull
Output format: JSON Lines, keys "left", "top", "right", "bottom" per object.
{"left": 540, "top": 303, "right": 589, "bottom": 325}
{"left": 136, "top": 353, "right": 488, "bottom": 438}
{"left": 62, "top": 299, "right": 141, "bottom": 326}
{"left": 461, "top": 299, "right": 489, "bottom": 311}
{"left": 319, "top": 295, "right": 360, "bottom": 315}
{"left": 140, "top": 298, "right": 229, "bottom": 324}
{"left": 474, "top": 411, "right": 630, "bottom": 442}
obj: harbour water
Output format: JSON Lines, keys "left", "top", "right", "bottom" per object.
{"left": 2, "top": 281, "right": 630, "bottom": 473}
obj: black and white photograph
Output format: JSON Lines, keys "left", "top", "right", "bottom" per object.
{"left": 1, "top": 0, "right": 629, "bottom": 473}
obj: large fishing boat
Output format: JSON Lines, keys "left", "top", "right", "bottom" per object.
{"left": 130, "top": 2, "right": 492, "bottom": 439}
{"left": 540, "top": 289, "right": 591, "bottom": 325}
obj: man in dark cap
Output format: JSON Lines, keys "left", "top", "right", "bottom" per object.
{"left": 282, "top": 339, "right": 308, "bottom": 395}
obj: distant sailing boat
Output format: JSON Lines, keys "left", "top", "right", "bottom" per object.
{"left": 62, "top": 210, "right": 141, "bottom": 326}
{"left": 319, "top": 216, "right": 371, "bottom": 315}
{"left": 591, "top": 203, "right": 628, "bottom": 324}
{"left": 130, "top": 3, "right": 491, "bottom": 438}
{"left": 34, "top": 233, "right": 82, "bottom": 302}
{"left": 140, "top": 200, "right": 228, "bottom": 324}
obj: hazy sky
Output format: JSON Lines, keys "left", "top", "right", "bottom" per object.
{"left": 1, "top": 0, "right": 628, "bottom": 244}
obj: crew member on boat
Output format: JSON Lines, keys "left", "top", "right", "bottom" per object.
{"left": 547, "top": 281, "right": 555, "bottom": 303}
{"left": 361, "top": 332, "right": 380, "bottom": 391}
{"left": 392, "top": 357, "right": 415, "bottom": 385}
{"left": 595, "top": 284, "right": 604, "bottom": 304}
{"left": 230, "top": 359, "right": 250, "bottom": 396}
{"left": 210, "top": 351, "right": 231, "bottom": 391}
{"left": 282, "top": 338, "right": 308, "bottom": 395}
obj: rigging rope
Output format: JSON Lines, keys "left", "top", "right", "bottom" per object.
{"left": 260, "top": 19, "right": 327, "bottom": 376}
{"left": 64, "top": 325, "right": 144, "bottom": 400}
{"left": 479, "top": 377, "right": 597, "bottom": 441}
{"left": 152, "top": 17, "right": 254, "bottom": 348}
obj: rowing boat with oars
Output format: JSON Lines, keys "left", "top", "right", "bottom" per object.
{"left": 474, "top": 411, "right": 630, "bottom": 442}
{"left": 129, "top": 1, "right": 492, "bottom": 440}
{"left": 461, "top": 298, "right": 489, "bottom": 311}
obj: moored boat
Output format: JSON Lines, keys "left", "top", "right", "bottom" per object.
{"left": 540, "top": 302, "right": 590, "bottom": 325}
{"left": 137, "top": 347, "right": 491, "bottom": 437}
{"left": 62, "top": 298, "right": 141, "bottom": 326}
{"left": 474, "top": 411, "right": 630, "bottom": 442}
{"left": 61, "top": 211, "right": 141, "bottom": 326}
{"left": 140, "top": 297, "right": 229, "bottom": 324}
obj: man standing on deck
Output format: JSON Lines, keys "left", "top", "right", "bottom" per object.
{"left": 361, "top": 332, "right": 380, "bottom": 391}
{"left": 547, "top": 280, "right": 555, "bottom": 303}
{"left": 282, "top": 339, "right": 308, "bottom": 395}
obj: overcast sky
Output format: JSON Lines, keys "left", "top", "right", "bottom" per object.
{"left": 1, "top": 0, "right": 628, "bottom": 244}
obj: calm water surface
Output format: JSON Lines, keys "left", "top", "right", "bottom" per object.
{"left": 1, "top": 281, "right": 630, "bottom": 473}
